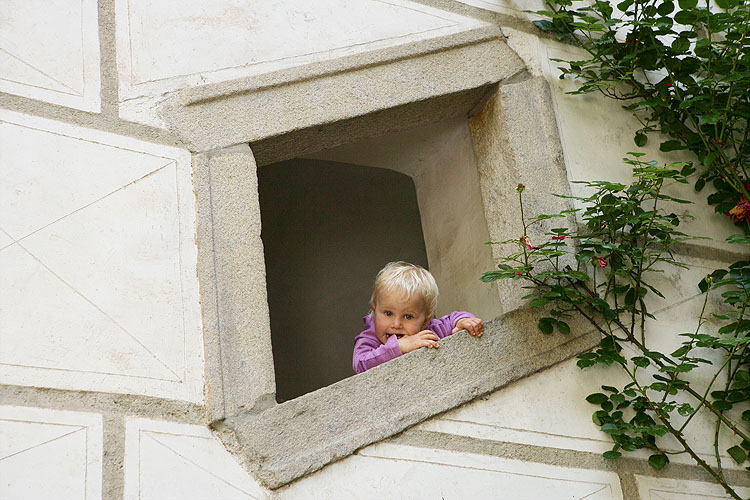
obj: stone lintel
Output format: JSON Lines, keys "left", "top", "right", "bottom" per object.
{"left": 158, "top": 25, "right": 525, "bottom": 152}
{"left": 251, "top": 85, "right": 494, "bottom": 166}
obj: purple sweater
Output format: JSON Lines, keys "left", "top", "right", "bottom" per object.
{"left": 352, "top": 311, "right": 474, "bottom": 374}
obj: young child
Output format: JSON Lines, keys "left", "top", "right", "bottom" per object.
{"left": 353, "top": 261, "right": 484, "bottom": 374}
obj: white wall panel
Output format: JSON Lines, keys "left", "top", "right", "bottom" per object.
{"left": 124, "top": 418, "right": 269, "bottom": 500}
{"left": 0, "top": 0, "right": 101, "bottom": 112}
{"left": 635, "top": 476, "right": 749, "bottom": 500}
{"left": 0, "top": 406, "right": 102, "bottom": 500}
{"left": 0, "top": 111, "right": 203, "bottom": 403}
{"left": 279, "top": 442, "right": 623, "bottom": 499}
{"left": 115, "top": 0, "right": 484, "bottom": 100}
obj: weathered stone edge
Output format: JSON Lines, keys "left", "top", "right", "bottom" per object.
{"left": 215, "top": 309, "right": 598, "bottom": 489}
{"left": 170, "top": 24, "right": 502, "bottom": 106}
{"left": 157, "top": 27, "right": 526, "bottom": 151}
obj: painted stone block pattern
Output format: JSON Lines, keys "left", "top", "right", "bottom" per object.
{"left": 635, "top": 476, "right": 750, "bottom": 499}
{"left": 0, "top": 406, "right": 102, "bottom": 500}
{"left": 0, "top": 0, "right": 101, "bottom": 112}
{"left": 116, "top": 0, "right": 482, "bottom": 100}
{"left": 0, "top": 111, "right": 203, "bottom": 402}
{"left": 124, "top": 418, "right": 269, "bottom": 500}
{"left": 278, "top": 443, "right": 623, "bottom": 499}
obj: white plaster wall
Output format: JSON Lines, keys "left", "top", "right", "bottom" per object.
{"left": 0, "top": 111, "right": 203, "bottom": 403}
{"left": 306, "top": 117, "right": 503, "bottom": 321}
{"left": 0, "top": 406, "right": 102, "bottom": 500}
{"left": 454, "top": 0, "right": 547, "bottom": 18}
{"left": 4, "top": 1, "right": 746, "bottom": 497}
{"left": 124, "top": 418, "right": 269, "bottom": 500}
{"left": 278, "top": 442, "right": 623, "bottom": 499}
{"left": 118, "top": 421, "right": 625, "bottom": 500}
{"left": 0, "top": 0, "right": 101, "bottom": 112}
{"left": 635, "top": 476, "right": 749, "bottom": 500}
{"left": 117, "top": 0, "right": 485, "bottom": 127}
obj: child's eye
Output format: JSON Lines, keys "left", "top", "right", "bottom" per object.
{"left": 384, "top": 311, "right": 392, "bottom": 316}
{"left": 404, "top": 314, "right": 413, "bottom": 320}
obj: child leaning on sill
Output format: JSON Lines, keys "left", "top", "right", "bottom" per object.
{"left": 352, "top": 261, "right": 483, "bottom": 374}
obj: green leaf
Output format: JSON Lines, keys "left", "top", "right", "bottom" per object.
{"left": 715, "top": 0, "right": 739, "bottom": 8}
{"left": 657, "top": 1, "right": 675, "bottom": 15}
{"left": 533, "top": 20, "right": 555, "bottom": 32}
{"left": 557, "top": 320, "right": 571, "bottom": 334}
{"left": 702, "top": 111, "right": 721, "bottom": 125}
{"left": 602, "top": 450, "right": 622, "bottom": 460}
{"left": 617, "top": 0, "right": 633, "bottom": 10}
{"left": 592, "top": 410, "right": 607, "bottom": 426}
{"left": 678, "top": 0, "right": 698, "bottom": 7}
{"left": 632, "top": 357, "right": 650, "bottom": 368}
{"left": 538, "top": 317, "right": 555, "bottom": 335}
{"left": 634, "top": 132, "right": 647, "bottom": 147}
{"left": 529, "top": 298, "right": 549, "bottom": 308}
{"left": 677, "top": 403, "right": 694, "bottom": 416}
{"left": 578, "top": 358, "right": 596, "bottom": 369}
{"left": 586, "top": 393, "right": 609, "bottom": 405}
{"left": 727, "top": 390, "right": 746, "bottom": 402}
{"left": 601, "top": 423, "right": 619, "bottom": 433}
{"left": 727, "top": 234, "right": 750, "bottom": 245}
{"left": 674, "top": 9, "right": 697, "bottom": 24}
{"left": 742, "top": 410, "right": 750, "bottom": 421}
{"left": 727, "top": 446, "right": 746, "bottom": 464}
{"left": 648, "top": 453, "right": 669, "bottom": 470}
{"left": 660, "top": 140, "right": 685, "bottom": 152}
{"left": 713, "top": 400, "right": 733, "bottom": 411}
{"left": 671, "top": 345, "right": 690, "bottom": 358}
{"left": 671, "top": 36, "right": 690, "bottom": 52}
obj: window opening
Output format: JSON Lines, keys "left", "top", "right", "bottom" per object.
{"left": 258, "top": 159, "right": 429, "bottom": 402}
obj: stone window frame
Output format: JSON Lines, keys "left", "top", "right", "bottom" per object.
{"left": 158, "top": 25, "right": 597, "bottom": 489}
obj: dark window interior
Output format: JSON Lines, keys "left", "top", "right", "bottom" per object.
{"left": 258, "top": 158, "right": 429, "bottom": 402}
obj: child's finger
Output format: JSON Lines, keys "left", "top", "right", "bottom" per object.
{"left": 420, "top": 331, "right": 439, "bottom": 341}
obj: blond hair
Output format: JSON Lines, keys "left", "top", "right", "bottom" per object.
{"left": 370, "top": 261, "right": 438, "bottom": 318}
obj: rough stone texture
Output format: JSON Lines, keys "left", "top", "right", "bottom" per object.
{"left": 251, "top": 85, "right": 494, "bottom": 167}
{"left": 215, "top": 310, "right": 597, "bottom": 488}
{"left": 196, "top": 146, "right": 276, "bottom": 421}
{"left": 469, "top": 76, "right": 575, "bottom": 314}
{"left": 158, "top": 26, "right": 525, "bottom": 151}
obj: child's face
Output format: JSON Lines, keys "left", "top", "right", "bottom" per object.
{"left": 372, "top": 291, "right": 430, "bottom": 344}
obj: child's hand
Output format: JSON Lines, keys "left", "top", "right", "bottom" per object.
{"left": 452, "top": 317, "right": 484, "bottom": 337}
{"left": 397, "top": 330, "right": 440, "bottom": 354}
